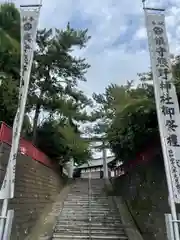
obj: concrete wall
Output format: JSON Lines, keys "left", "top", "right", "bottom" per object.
{"left": 112, "top": 149, "right": 172, "bottom": 240}
{"left": 0, "top": 143, "right": 65, "bottom": 240}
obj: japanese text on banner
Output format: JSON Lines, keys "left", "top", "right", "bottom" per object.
{"left": 0, "top": 8, "right": 40, "bottom": 199}
{"left": 146, "top": 13, "right": 180, "bottom": 203}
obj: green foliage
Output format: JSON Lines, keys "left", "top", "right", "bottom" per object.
{"left": 172, "top": 56, "right": 180, "bottom": 94}
{"left": 0, "top": 3, "right": 92, "bottom": 165}
{"left": 92, "top": 60, "right": 180, "bottom": 164}
{"left": 92, "top": 72, "right": 157, "bottom": 163}
{"left": 28, "top": 26, "right": 92, "bottom": 143}
{"left": 0, "top": 3, "right": 20, "bottom": 126}
{"left": 107, "top": 99, "right": 158, "bottom": 162}
{"left": 0, "top": 3, "right": 20, "bottom": 79}
{"left": 36, "top": 119, "right": 91, "bottom": 165}
{"left": 0, "top": 76, "right": 18, "bottom": 125}
{"left": 0, "top": 3, "right": 20, "bottom": 42}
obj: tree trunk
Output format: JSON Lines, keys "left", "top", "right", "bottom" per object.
{"left": 32, "top": 101, "right": 41, "bottom": 144}
{"left": 32, "top": 77, "right": 48, "bottom": 144}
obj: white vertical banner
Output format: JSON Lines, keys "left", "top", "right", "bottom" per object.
{"left": 0, "top": 6, "right": 40, "bottom": 199}
{"left": 145, "top": 12, "right": 180, "bottom": 203}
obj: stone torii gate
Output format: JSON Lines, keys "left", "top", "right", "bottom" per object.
{"left": 62, "top": 137, "right": 109, "bottom": 179}
{"left": 83, "top": 137, "right": 109, "bottom": 179}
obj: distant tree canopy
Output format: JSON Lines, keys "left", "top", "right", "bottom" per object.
{"left": 0, "top": 3, "right": 20, "bottom": 125}
{"left": 36, "top": 119, "right": 91, "bottom": 165}
{"left": 0, "top": 3, "right": 93, "bottom": 165}
{"left": 91, "top": 58, "right": 180, "bottom": 164}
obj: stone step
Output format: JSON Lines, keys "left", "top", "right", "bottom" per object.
{"left": 52, "top": 234, "right": 128, "bottom": 239}
{"left": 56, "top": 220, "right": 123, "bottom": 225}
{"left": 58, "top": 218, "right": 122, "bottom": 222}
{"left": 59, "top": 214, "right": 121, "bottom": 219}
{"left": 69, "top": 192, "right": 105, "bottom": 193}
{"left": 65, "top": 199, "right": 107, "bottom": 202}
{"left": 60, "top": 211, "right": 119, "bottom": 214}
{"left": 62, "top": 207, "right": 113, "bottom": 210}
{"left": 65, "top": 202, "right": 110, "bottom": 204}
{"left": 76, "top": 187, "right": 105, "bottom": 188}
{"left": 55, "top": 220, "right": 123, "bottom": 225}
{"left": 65, "top": 198, "right": 108, "bottom": 200}
{"left": 54, "top": 229, "right": 124, "bottom": 237}
{"left": 55, "top": 227, "right": 125, "bottom": 233}
{"left": 63, "top": 203, "right": 110, "bottom": 206}
{"left": 64, "top": 203, "right": 110, "bottom": 206}
{"left": 69, "top": 193, "right": 105, "bottom": 195}
{"left": 69, "top": 192, "right": 105, "bottom": 194}
{"left": 61, "top": 210, "right": 118, "bottom": 214}
{"left": 63, "top": 205, "right": 111, "bottom": 207}
{"left": 67, "top": 193, "right": 106, "bottom": 195}
{"left": 63, "top": 202, "right": 111, "bottom": 205}
{"left": 64, "top": 202, "right": 110, "bottom": 205}
{"left": 66, "top": 195, "right": 107, "bottom": 196}
{"left": 60, "top": 209, "right": 118, "bottom": 213}
{"left": 57, "top": 219, "right": 122, "bottom": 223}
{"left": 60, "top": 210, "right": 113, "bottom": 213}
{"left": 66, "top": 199, "right": 108, "bottom": 200}
{"left": 71, "top": 187, "right": 105, "bottom": 188}
{"left": 63, "top": 206, "right": 111, "bottom": 209}
{"left": 63, "top": 206, "right": 111, "bottom": 208}
{"left": 72, "top": 188, "right": 105, "bottom": 189}
{"left": 61, "top": 208, "right": 112, "bottom": 211}
{"left": 65, "top": 198, "right": 111, "bottom": 201}
{"left": 70, "top": 190, "right": 105, "bottom": 191}
{"left": 60, "top": 210, "right": 117, "bottom": 213}
{"left": 52, "top": 180, "right": 127, "bottom": 240}
{"left": 54, "top": 225, "right": 125, "bottom": 231}
{"left": 58, "top": 214, "right": 122, "bottom": 219}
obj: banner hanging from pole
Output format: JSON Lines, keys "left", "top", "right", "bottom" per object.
{"left": 145, "top": 11, "right": 180, "bottom": 203}
{"left": 0, "top": 5, "right": 40, "bottom": 199}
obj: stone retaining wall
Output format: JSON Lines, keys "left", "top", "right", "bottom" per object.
{"left": 0, "top": 143, "right": 65, "bottom": 240}
{"left": 112, "top": 150, "right": 171, "bottom": 240}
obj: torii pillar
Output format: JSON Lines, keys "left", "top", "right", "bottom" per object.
{"left": 102, "top": 142, "right": 108, "bottom": 179}
{"left": 65, "top": 158, "right": 74, "bottom": 178}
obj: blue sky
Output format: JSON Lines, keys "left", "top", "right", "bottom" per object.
{"left": 7, "top": 0, "right": 180, "bottom": 97}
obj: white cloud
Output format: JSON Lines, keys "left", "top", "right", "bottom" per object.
{"left": 134, "top": 27, "right": 147, "bottom": 40}
{"left": 166, "top": 15, "right": 175, "bottom": 27}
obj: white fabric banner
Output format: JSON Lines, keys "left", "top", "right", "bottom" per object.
{"left": 0, "top": 7, "right": 40, "bottom": 199}
{"left": 145, "top": 12, "right": 180, "bottom": 203}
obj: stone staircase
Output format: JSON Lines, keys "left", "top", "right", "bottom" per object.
{"left": 52, "top": 179, "right": 128, "bottom": 239}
